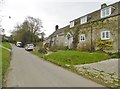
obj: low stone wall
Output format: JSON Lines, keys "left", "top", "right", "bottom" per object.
{"left": 75, "top": 59, "right": 119, "bottom": 88}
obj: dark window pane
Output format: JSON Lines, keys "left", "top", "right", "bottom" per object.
{"left": 102, "top": 32, "right": 105, "bottom": 38}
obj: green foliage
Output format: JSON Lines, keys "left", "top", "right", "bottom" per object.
{"left": 49, "top": 45, "right": 58, "bottom": 52}
{"left": 107, "top": 52, "right": 120, "bottom": 58}
{"left": 49, "top": 45, "right": 68, "bottom": 52}
{"left": 2, "top": 42, "right": 11, "bottom": 49}
{"left": 77, "top": 41, "right": 95, "bottom": 52}
{"left": 34, "top": 42, "right": 43, "bottom": 52}
{"left": 36, "top": 42, "right": 43, "bottom": 49}
{"left": 1, "top": 43, "right": 11, "bottom": 81}
{"left": 31, "top": 51, "right": 45, "bottom": 58}
{"left": 12, "top": 16, "right": 43, "bottom": 45}
{"left": 96, "top": 40, "right": 113, "bottom": 51}
{"left": 1, "top": 48, "right": 11, "bottom": 80}
{"left": 45, "top": 51, "right": 110, "bottom": 65}
{"left": 38, "top": 48, "right": 47, "bottom": 54}
{"left": 8, "top": 35, "right": 14, "bottom": 43}
{"left": 44, "top": 43, "right": 49, "bottom": 49}
{"left": 68, "top": 25, "right": 80, "bottom": 50}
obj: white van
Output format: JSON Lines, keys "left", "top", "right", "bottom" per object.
{"left": 16, "top": 42, "right": 23, "bottom": 47}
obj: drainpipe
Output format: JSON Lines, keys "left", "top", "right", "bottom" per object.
{"left": 90, "top": 23, "right": 93, "bottom": 52}
{"left": 49, "top": 38, "right": 52, "bottom": 48}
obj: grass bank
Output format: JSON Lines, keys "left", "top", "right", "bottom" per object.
{"left": 0, "top": 42, "right": 11, "bottom": 85}
{"left": 0, "top": 48, "right": 2, "bottom": 83}
{"left": 2, "top": 42, "right": 11, "bottom": 49}
{"left": 2, "top": 48, "right": 11, "bottom": 78}
{"left": 32, "top": 50, "right": 110, "bottom": 66}
{"left": 44, "top": 51, "right": 110, "bottom": 66}
{"left": 32, "top": 51, "right": 44, "bottom": 58}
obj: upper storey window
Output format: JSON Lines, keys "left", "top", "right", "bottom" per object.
{"left": 101, "top": 6, "right": 112, "bottom": 18}
{"left": 80, "top": 16, "right": 87, "bottom": 24}
{"left": 70, "top": 21, "right": 74, "bottom": 28}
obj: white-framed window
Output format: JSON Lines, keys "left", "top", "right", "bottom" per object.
{"left": 80, "top": 16, "right": 87, "bottom": 24}
{"left": 56, "top": 34, "right": 58, "bottom": 37}
{"left": 101, "top": 31, "right": 110, "bottom": 40}
{"left": 101, "top": 6, "right": 112, "bottom": 18}
{"left": 51, "top": 37, "right": 55, "bottom": 41}
{"left": 70, "top": 21, "right": 74, "bottom": 28}
{"left": 80, "top": 34, "right": 85, "bottom": 41}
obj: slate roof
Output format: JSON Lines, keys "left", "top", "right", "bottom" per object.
{"left": 48, "top": 25, "right": 70, "bottom": 38}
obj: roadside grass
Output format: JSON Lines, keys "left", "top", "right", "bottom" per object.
{"left": 32, "top": 50, "right": 110, "bottom": 66}
{"left": 0, "top": 42, "right": 11, "bottom": 84}
{"left": 44, "top": 51, "right": 110, "bottom": 66}
{"left": 32, "top": 50, "right": 45, "bottom": 58}
{"left": 0, "top": 48, "right": 2, "bottom": 83}
{"left": 2, "top": 42, "right": 11, "bottom": 49}
{"left": 2, "top": 48, "right": 11, "bottom": 79}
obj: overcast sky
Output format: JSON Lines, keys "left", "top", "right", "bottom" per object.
{"left": 0, "top": 0, "right": 119, "bottom": 37}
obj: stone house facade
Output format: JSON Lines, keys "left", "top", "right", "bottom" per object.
{"left": 44, "top": 1, "right": 120, "bottom": 52}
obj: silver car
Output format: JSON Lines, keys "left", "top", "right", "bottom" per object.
{"left": 25, "top": 44, "right": 34, "bottom": 51}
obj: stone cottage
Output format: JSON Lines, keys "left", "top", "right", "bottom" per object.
{"left": 44, "top": 1, "right": 120, "bottom": 52}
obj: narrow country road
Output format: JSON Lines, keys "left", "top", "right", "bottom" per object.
{"left": 6, "top": 45, "right": 105, "bottom": 87}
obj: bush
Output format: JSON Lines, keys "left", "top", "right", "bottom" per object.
{"left": 49, "top": 45, "right": 58, "bottom": 52}
{"left": 96, "top": 40, "right": 113, "bottom": 51}
{"left": 107, "top": 52, "right": 120, "bottom": 58}
{"left": 38, "top": 48, "right": 47, "bottom": 54}
{"left": 57, "top": 45, "right": 68, "bottom": 50}
{"left": 34, "top": 42, "right": 43, "bottom": 51}
{"left": 49, "top": 45, "right": 68, "bottom": 52}
{"left": 44, "top": 43, "right": 49, "bottom": 49}
{"left": 77, "top": 41, "right": 95, "bottom": 52}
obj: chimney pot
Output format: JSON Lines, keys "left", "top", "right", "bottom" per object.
{"left": 101, "top": 3, "right": 107, "bottom": 9}
{"left": 55, "top": 25, "right": 59, "bottom": 31}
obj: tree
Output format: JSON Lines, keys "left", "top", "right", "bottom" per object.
{"left": 26, "top": 16, "right": 43, "bottom": 34}
{"left": 39, "top": 32, "right": 45, "bottom": 42}
{"left": 72, "top": 25, "right": 80, "bottom": 50}
{"left": 12, "top": 16, "right": 43, "bottom": 45}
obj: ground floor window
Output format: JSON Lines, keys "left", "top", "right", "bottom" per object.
{"left": 101, "top": 31, "right": 110, "bottom": 40}
{"left": 80, "top": 34, "right": 85, "bottom": 41}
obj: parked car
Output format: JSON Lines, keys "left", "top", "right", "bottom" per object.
{"left": 16, "top": 42, "right": 23, "bottom": 47}
{"left": 25, "top": 44, "right": 34, "bottom": 51}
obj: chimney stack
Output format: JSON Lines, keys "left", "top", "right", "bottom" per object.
{"left": 55, "top": 25, "right": 59, "bottom": 31}
{"left": 101, "top": 3, "right": 107, "bottom": 9}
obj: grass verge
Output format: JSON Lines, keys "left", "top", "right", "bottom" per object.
{"left": 0, "top": 42, "right": 11, "bottom": 86}
{"left": 44, "top": 50, "right": 110, "bottom": 65}
{"left": 2, "top": 42, "right": 11, "bottom": 49}
{"left": 0, "top": 47, "right": 2, "bottom": 84}
{"left": 32, "top": 50, "right": 45, "bottom": 58}
{"left": 2, "top": 48, "right": 11, "bottom": 80}
{"left": 32, "top": 50, "right": 110, "bottom": 67}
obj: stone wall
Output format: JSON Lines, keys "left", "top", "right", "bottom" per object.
{"left": 45, "top": 15, "right": 119, "bottom": 52}
{"left": 76, "top": 15, "right": 119, "bottom": 52}
{"left": 118, "top": 15, "right": 120, "bottom": 52}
